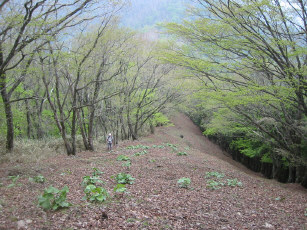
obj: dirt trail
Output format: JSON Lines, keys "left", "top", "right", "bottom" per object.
{"left": 0, "top": 113, "right": 306, "bottom": 229}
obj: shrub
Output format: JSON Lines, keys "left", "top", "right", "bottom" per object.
{"left": 38, "top": 186, "right": 71, "bottom": 210}
{"left": 177, "top": 177, "right": 191, "bottom": 188}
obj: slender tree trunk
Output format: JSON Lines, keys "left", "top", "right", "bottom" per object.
{"left": 149, "top": 119, "right": 155, "bottom": 134}
{"left": 0, "top": 77, "right": 14, "bottom": 151}
{"left": 71, "top": 109, "right": 77, "bottom": 155}
{"left": 287, "top": 165, "right": 295, "bottom": 183}
{"left": 25, "top": 99, "right": 33, "bottom": 139}
{"left": 87, "top": 106, "right": 95, "bottom": 151}
{"left": 78, "top": 109, "right": 90, "bottom": 150}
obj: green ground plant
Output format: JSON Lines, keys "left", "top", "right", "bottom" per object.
{"left": 38, "top": 186, "right": 71, "bottom": 210}
{"left": 92, "top": 168, "right": 104, "bottom": 176}
{"left": 177, "top": 177, "right": 191, "bottom": 188}
{"left": 227, "top": 179, "right": 242, "bottom": 187}
{"left": 205, "top": 171, "right": 242, "bottom": 190}
{"left": 114, "top": 173, "right": 135, "bottom": 184}
{"left": 177, "top": 151, "right": 187, "bottom": 156}
{"left": 133, "top": 150, "right": 147, "bottom": 156}
{"left": 7, "top": 175, "right": 20, "bottom": 188}
{"left": 205, "top": 171, "right": 225, "bottom": 179}
{"left": 117, "top": 155, "right": 131, "bottom": 161}
{"left": 127, "top": 145, "right": 150, "bottom": 150}
{"left": 206, "top": 179, "right": 225, "bottom": 190}
{"left": 81, "top": 176, "right": 104, "bottom": 187}
{"left": 122, "top": 161, "right": 131, "bottom": 168}
{"left": 29, "top": 175, "right": 45, "bottom": 183}
{"left": 113, "top": 184, "right": 127, "bottom": 194}
{"left": 60, "top": 169, "right": 72, "bottom": 176}
{"left": 165, "top": 143, "right": 178, "bottom": 152}
{"left": 83, "top": 184, "right": 108, "bottom": 202}
{"left": 152, "top": 145, "right": 165, "bottom": 149}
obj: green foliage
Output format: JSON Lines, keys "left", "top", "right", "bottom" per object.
{"left": 177, "top": 177, "right": 191, "bottom": 188}
{"left": 113, "top": 184, "right": 127, "bottom": 194}
{"left": 177, "top": 151, "right": 187, "bottom": 156}
{"left": 205, "top": 171, "right": 242, "bottom": 190}
{"left": 133, "top": 150, "right": 147, "bottom": 156}
{"left": 114, "top": 173, "right": 135, "bottom": 184}
{"left": 29, "top": 175, "right": 45, "bottom": 183}
{"left": 127, "top": 145, "right": 150, "bottom": 150}
{"left": 38, "top": 186, "right": 71, "bottom": 210}
{"left": 152, "top": 112, "right": 171, "bottom": 127}
{"left": 81, "top": 176, "right": 103, "bottom": 187}
{"left": 231, "top": 138, "right": 272, "bottom": 159}
{"left": 7, "top": 175, "right": 20, "bottom": 188}
{"left": 261, "top": 153, "right": 273, "bottom": 163}
{"left": 117, "top": 155, "right": 131, "bottom": 161}
{"left": 226, "top": 179, "right": 242, "bottom": 187}
{"left": 122, "top": 161, "right": 131, "bottom": 168}
{"left": 152, "top": 144, "right": 165, "bottom": 149}
{"left": 92, "top": 168, "right": 104, "bottom": 176}
{"left": 165, "top": 143, "right": 177, "bottom": 148}
{"left": 205, "top": 171, "right": 225, "bottom": 179}
{"left": 206, "top": 179, "right": 224, "bottom": 190}
{"left": 166, "top": 143, "right": 178, "bottom": 152}
{"left": 83, "top": 184, "right": 108, "bottom": 202}
{"left": 162, "top": 0, "right": 307, "bottom": 168}
{"left": 60, "top": 169, "right": 72, "bottom": 176}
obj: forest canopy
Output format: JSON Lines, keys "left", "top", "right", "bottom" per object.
{"left": 162, "top": 0, "right": 307, "bottom": 182}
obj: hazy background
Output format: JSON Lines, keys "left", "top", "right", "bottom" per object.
{"left": 119, "top": 0, "right": 190, "bottom": 31}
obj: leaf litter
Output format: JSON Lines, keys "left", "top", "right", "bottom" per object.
{"left": 0, "top": 114, "right": 306, "bottom": 229}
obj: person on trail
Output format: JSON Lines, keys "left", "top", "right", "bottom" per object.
{"left": 107, "top": 133, "right": 113, "bottom": 151}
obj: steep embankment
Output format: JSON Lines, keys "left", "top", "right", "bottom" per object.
{"left": 0, "top": 113, "right": 306, "bottom": 229}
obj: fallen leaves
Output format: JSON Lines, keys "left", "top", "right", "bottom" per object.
{"left": 0, "top": 114, "right": 306, "bottom": 229}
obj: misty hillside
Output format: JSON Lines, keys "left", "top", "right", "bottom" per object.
{"left": 120, "top": 0, "right": 190, "bottom": 30}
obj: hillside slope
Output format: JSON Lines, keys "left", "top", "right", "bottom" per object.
{"left": 0, "top": 113, "right": 306, "bottom": 229}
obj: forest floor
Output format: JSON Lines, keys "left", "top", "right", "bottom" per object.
{"left": 0, "top": 113, "right": 306, "bottom": 230}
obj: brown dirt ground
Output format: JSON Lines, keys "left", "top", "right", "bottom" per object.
{"left": 0, "top": 113, "right": 306, "bottom": 230}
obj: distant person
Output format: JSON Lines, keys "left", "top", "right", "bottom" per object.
{"left": 107, "top": 133, "right": 113, "bottom": 151}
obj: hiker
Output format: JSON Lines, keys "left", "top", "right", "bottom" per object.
{"left": 107, "top": 133, "right": 113, "bottom": 151}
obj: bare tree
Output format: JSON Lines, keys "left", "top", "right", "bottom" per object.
{"left": 0, "top": 0, "right": 104, "bottom": 151}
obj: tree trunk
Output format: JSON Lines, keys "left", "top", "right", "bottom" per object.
{"left": 78, "top": 109, "right": 90, "bottom": 150}
{"left": 149, "top": 119, "right": 155, "bottom": 134}
{"left": 287, "top": 165, "right": 296, "bottom": 183}
{"left": 87, "top": 106, "right": 95, "bottom": 151}
{"left": 70, "top": 109, "right": 77, "bottom": 155}
{"left": 296, "top": 165, "right": 305, "bottom": 183}
{"left": 0, "top": 85, "right": 14, "bottom": 151}
{"left": 25, "top": 99, "right": 33, "bottom": 139}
